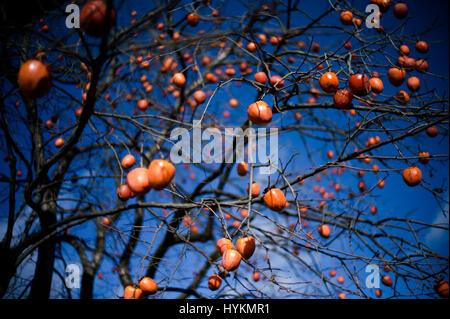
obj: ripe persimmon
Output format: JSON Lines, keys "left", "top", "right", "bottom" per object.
{"left": 415, "top": 59, "right": 428, "bottom": 72}
{"left": 80, "top": 0, "right": 116, "bottom": 38}
{"left": 193, "top": 90, "right": 206, "bottom": 104}
{"left": 247, "top": 101, "right": 272, "bottom": 125}
{"left": 237, "top": 161, "right": 248, "bottom": 176}
{"left": 399, "top": 44, "right": 410, "bottom": 55}
{"left": 102, "top": 217, "right": 111, "bottom": 226}
{"left": 352, "top": 18, "right": 362, "bottom": 27}
{"left": 395, "top": 90, "right": 410, "bottom": 104}
{"left": 381, "top": 275, "right": 393, "bottom": 287}
{"left": 45, "top": 120, "right": 54, "bottom": 129}
{"left": 208, "top": 274, "right": 222, "bottom": 291}
{"left": 236, "top": 236, "right": 255, "bottom": 260}
{"left": 402, "top": 166, "right": 422, "bottom": 186}
{"left": 397, "top": 56, "right": 415, "bottom": 69}
{"left": 121, "top": 154, "right": 136, "bottom": 169}
{"left": 349, "top": 73, "right": 371, "bottom": 96}
{"left": 426, "top": 126, "right": 439, "bottom": 137}
{"left": 407, "top": 76, "right": 421, "bottom": 92}
{"left": 269, "top": 36, "right": 279, "bottom": 45}
{"left": 126, "top": 167, "right": 151, "bottom": 193}
{"left": 319, "top": 72, "right": 339, "bottom": 93}
{"left": 333, "top": 89, "right": 353, "bottom": 109}
{"left": 217, "top": 238, "right": 233, "bottom": 255}
{"left": 55, "top": 137, "right": 64, "bottom": 148}
{"left": 370, "top": 0, "right": 391, "bottom": 12}
{"left": 270, "top": 75, "right": 284, "bottom": 88}
{"left": 117, "top": 184, "right": 132, "bottom": 201}
{"left": 247, "top": 182, "right": 260, "bottom": 197}
{"left": 124, "top": 285, "right": 142, "bottom": 299}
{"left": 222, "top": 249, "right": 241, "bottom": 271}
{"left": 434, "top": 280, "right": 449, "bottom": 298}
{"left": 254, "top": 71, "right": 268, "bottom": 84}
{"left": 17, "top": 59, "right": 52, "bottom": 98}
{"left": 393, "top": 2, "right": 408, "bottom": 18}
{"left": 318, "top": 224, "right": 331, "bottom": 238}
{"left": 137, "top": 99, "right": 149, "bottom": 111}
{"left": 187, "top": 13, "right": 199, "bottom": 27}
{"left": 139, "top": 277, "right": 157, "bottom": 295}
{"left": 312, "top": 42, "right": 320, "bottom": 52}
{"left": 388, "top": 68, "right": 406, "bottom": 87}
{"left": 418, "top": 152, "right": 430, "bottom": 164}
{"left": 247, "top": 42, "right": 257, "bottom": 52}
{"left": 171, "top": 72, "right": 186, "bottom": 87}
{"left": 415, "top": 40, "right": 429, "bottom": 53}
{"left": 370, "top": 77, "right": 384, "bottom": 94}
{"left": 340, "top": 11, "right": 353, "bottom": 25}
{"left": 229, "top": 98, "right": 239, "bottom": 108}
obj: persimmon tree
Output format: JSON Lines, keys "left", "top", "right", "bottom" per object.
{"left": 0, "top": 0, "right": 448, "bottom": 299}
